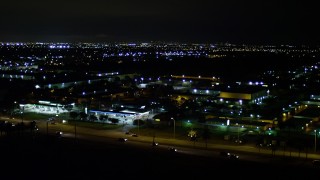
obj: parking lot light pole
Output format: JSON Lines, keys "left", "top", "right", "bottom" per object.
{"left": 75, "top": 120, "right": 77, "bottom": 141}
{"left": 236, "top": 123, "right": 240, "bottom": 143}
{"left": 315, "top": 130, "right": 317, "bottom": 152}
{"left": 20, "top": 104, "right": 25, "bottom": 123}
{"left": 46, "top": 120, "right": 49, "bottom": 136}
{"left": 171, "top": 117, "right": 175, "bottom": 139}
{"left": 138, "top": 119, "right": 139, "bottom": 133}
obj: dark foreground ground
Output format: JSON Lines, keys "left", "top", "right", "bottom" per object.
{"left": 0, "top": 133, "right": 319, "bottom": 180}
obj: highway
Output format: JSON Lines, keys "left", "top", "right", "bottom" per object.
{"left": 1, "top": 117, "right": 320, "bottom": 179}
{"left": 2, "top": 117, "right": 320, "bottom": 167}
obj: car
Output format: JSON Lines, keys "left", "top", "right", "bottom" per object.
{"left": 152, "top": 142, "right": 159, "bottom": 146}
{"left": 131, "top": 134, "right": 138, "bottom": 137}
{"left": 55, "top": 131, "right": 63, "bottom": 138}
{"left": 220, "top": 151, "right": 230, "bottom": 157}
{"left": 125, "top": 131, "right": 130, "bottom": 135}
{"left": 118, "top": 138, "right": 128, "bottom": 142}
{"left": 234, "top": 139, "right": 245, "bottom": 144}
{"left": 168, "top": 147, "right": 177, "bottom": 152}
{"left": 228, "top": 154, "right": 239, "bottom": 160}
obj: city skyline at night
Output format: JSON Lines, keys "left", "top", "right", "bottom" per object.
{"left": 1, "top": 1, "right": 320, "bottom": 179}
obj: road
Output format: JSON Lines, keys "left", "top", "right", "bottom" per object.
{"left": 1, "top": 133, "right": 319, "bottom": 179}
{"left": 48, "top": 121, "right": 320, "bottom": 160}
{"left": 2, "top": 116, "right": 320, "bottom": 166}
{"left": 1, "top": 116, "right": 320, "bottom": 176}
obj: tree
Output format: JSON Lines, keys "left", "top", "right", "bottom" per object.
{"left": 109, "top": 118, "right": 119, "bottom": 124}
{"left": 188, "top": 129, "right": 198, "bottom": 147}
{"left": 29, "top": 120, "right": 37, "bottom": 132}
{"left": 99, "top": 115, "right": 108, "bottom": 123}
{"left": 202, "top": 125, "right": 211, "bottom": 148}
{"left": 198, "top": 114, "right": 206, "bottom": 123}
{"left": 79, "top": 112, "right": 88, "bottom": 121}
{"left": 89, "top": 114, "right": 98, "bottom": 122}
{"left": 188, "top": 129, "right": 197, "bottom": 141}
{"left": 70, "top": 111, "right": 79, "bottom": 121}
{"left": 133, "top": 119, "right": 144, "bottom": 126}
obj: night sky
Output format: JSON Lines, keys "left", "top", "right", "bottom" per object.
{"left": 0, "top": 0, "right": 318, "bottom": 45}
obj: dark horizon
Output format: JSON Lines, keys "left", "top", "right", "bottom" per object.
{"left": 1, "top": 0, "right": 319, "bottom": 46}
{"left": 0, "top": 40, "right": 319, "bottom": 47}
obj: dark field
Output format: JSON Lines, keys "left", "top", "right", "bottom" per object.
{"left": 1, "top": 133, "right": 319, "bottom": 180}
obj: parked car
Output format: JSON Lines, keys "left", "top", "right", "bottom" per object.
{"left": 228, "top": 154, "right": 239, "bottom": 160}
{"left": 220, "top": 151, "right": 239, "bottom": 160}
{"left": 220, "top": 151, "right": 230, "bottom": 157}
{"left": 234, "top": 139, "right": 245, "bottom": 144}
{"left": 168, "top": 147, "right": 177, "bottom": 152}
{"left": 118, "top": 138, "right": 128, "bottom": 142}
{"left": 55, "top": 131, "right": 63, "bottom": 138}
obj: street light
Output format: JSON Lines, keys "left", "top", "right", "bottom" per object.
{"left": 171, "top": 117, "right": 175, "bottom": 139}
{"left": 138, "top": 119, "right": 140, "bottom": 133}
{"left": 74, "top": 120, "right": 77, "bottom": 141}
{"left": 315, "top": 129, "right": 317, "bottom": 152}
{"left": 236, "top": 123, "right": 240, "bottom": 143}
{"left": 46, "top": 120, "right": 49, "bottom": 136}
{"left": 20, "top": 104, "right": 25, "bottom": 123}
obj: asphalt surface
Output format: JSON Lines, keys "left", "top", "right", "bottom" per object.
{"left": 1, "top": 117, "right": 320, "bottom": 179}
{"left": 1, "top": 131, "right": 320, "bottom": 180}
